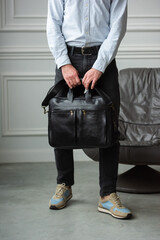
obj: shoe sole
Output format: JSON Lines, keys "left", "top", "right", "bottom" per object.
{"left": 49, "top": 194, "right": 72, "bottom": 210}
{"left": 98, "top": 207, "right": 132, "bottom": 219}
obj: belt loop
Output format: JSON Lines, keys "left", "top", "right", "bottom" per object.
{"left": 70, "top": 46, "right": 74, "bottom": 56}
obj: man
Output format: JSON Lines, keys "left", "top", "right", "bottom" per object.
{"left": 47, "top": 0, "right": 132, "bottom": 219}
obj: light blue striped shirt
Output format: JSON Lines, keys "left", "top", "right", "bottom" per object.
{"left": 47, "top": 0, "right": 128, "bottom": 73}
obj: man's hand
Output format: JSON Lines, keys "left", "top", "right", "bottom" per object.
{"left": 61, "top": 64, "right": 81, "bottom": 89}
{"left": 82, "top": 68, "right": 103, "bottom": 90}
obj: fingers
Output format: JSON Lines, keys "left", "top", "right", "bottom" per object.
{"left": 82, "top": 76, "right": 91, "bottom": 90}
{"left": 61, "top": 64, "right": 81, "bottom": 89}
{"left": 65, "top": 75, "right": 80, "bottom": 89}
{"left": 82, "top": 72, "right": 95, "bottom": 90}
{"left": 66, "top": 79, "right": 73, "bottom": 89}
{"left": 82, "top": 68, "right": 103, "bottom": 89}
{"left": 91, "top": 79, "right": 97, "bottom": 89}
{"left": 67, "top": 76, "right": 81, "bottom": 88}
{"left": 75, "top": 75, "right": 81, "bottom": 86}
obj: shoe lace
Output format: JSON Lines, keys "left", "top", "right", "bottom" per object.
{"left": 55, "top": 183, "right": 67, "bottom": 198}
{"left": 111, "top": 193, "right": 123, "bottom": 208}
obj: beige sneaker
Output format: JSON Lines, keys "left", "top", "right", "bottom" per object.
{"left": 98, "top": 193, "right": 132, "bottom": 219}
{"left": 49, "top": 183, "right": 72, "bottom": 209}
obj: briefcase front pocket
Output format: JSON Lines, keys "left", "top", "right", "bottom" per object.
{"left": 48, "top": 110, "right": 76, "bottom": 147}
{"left": 48, "top": 107, "right": 111, "bottom": 148}
{"left": 77, "top": 109, "right": 107, "bottom": 147}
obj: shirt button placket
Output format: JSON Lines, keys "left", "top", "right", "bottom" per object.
{"left": 84, "top": 0, "right": 90, "bottom": 45}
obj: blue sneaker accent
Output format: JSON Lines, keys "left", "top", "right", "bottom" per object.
{"left": 101, "top": 201, "right": 114, "bottom": 210}
{"left": 50, "top": 198, "right": 63, "bottom": 205}
{"left": 101, "top": 201, "right": 130, "bottom": 214}
{"left": 112, "top": 207, "right": 131, "bottom": 213}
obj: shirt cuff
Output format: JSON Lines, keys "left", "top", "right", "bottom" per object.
{"left": 56, "top": 54, "right": 71, "bottom": 69}
{"left": 92, "top": 58, "right": 108, "bottom": 73}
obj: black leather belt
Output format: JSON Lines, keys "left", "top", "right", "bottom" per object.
{"left": 67, "top": 45, "right": 100, "bottom": 55}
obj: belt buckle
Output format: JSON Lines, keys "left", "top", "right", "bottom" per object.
{"left": 81, "top": 46, "right": 92, "bottom": 56}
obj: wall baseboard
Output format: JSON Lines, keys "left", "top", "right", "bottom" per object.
{"left": 0, "top": 149, "right": 91, "bottom": 163}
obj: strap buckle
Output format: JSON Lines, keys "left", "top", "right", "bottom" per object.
{"left": 81, "top": 46, "right": 92, "bottom": 56}
{"left": 42, "top": 106, "right": 48, "bottom": 114}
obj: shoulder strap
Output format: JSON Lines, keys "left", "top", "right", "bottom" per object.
{"left": 41, "top": 80, "right": 66, "bottom": 107}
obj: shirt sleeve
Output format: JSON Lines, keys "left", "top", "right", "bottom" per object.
{"left": 46, "top": 0, "right": 71, "bottom": 69}
{"left": 92, "top": 0, "right": 128, "bottom": 73}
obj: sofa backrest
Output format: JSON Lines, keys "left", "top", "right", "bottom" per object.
{"left": 118, "top": 68, "right": 160, "bottom": 146}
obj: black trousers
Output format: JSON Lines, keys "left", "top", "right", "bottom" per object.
{"left": 54, "top": 51, "right": 120, "bottom": 197}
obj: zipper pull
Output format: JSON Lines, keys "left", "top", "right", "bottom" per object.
{"left": 82, "top": 110, "right": 86, "bottom": 116}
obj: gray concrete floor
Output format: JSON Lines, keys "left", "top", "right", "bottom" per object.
{"left": 0, "top": 162, "right": 160, "bottom": 240}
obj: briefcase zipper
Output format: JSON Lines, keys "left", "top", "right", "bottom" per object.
{"left": 69, "top": 109, "right": 77, "bottom": 144}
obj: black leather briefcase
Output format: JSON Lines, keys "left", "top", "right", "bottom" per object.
{"left": 42, "top": 80, "right": 116, "bottom": 149}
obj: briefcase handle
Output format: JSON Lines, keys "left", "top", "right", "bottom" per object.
{"left": 67, "top": 85, "right": 112, "bottom": 106}
{"left": 67, "top": 88, "right": 92, "bottom": 102}
{"left": 41, "top": 79, "right": 113, "bottom": 113}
